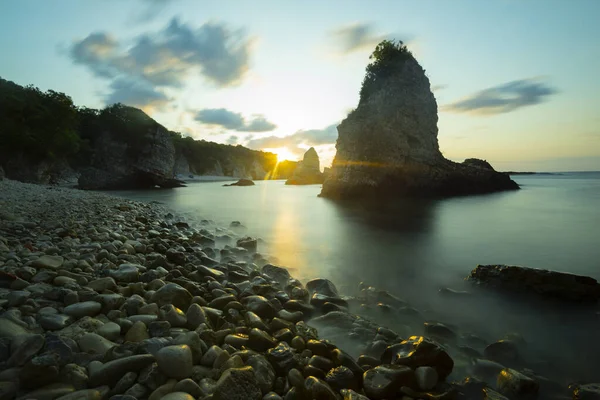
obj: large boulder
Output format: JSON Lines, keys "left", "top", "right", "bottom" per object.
{"left": 320, "top": 41, "right": 518, "bottom": 200}
{"left": 468, "top": 264, "right": 600, "bottom": 302}
{"left": 286, "top": 147, "right": 324, "bottom": 185}
{"left": 78, "top": 105, "right": 185, "bottom": 190}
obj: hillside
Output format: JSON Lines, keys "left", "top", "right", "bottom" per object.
{"left": 0, "top": 77, "right": 296, "bottom": 188}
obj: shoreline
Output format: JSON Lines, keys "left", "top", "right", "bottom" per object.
{"left": 0, "top": 179, "right": 593, "bottom": 399}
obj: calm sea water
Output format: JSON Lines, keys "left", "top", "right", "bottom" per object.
{"left": 110, "top": 172, "right": 600, "bottom": 381}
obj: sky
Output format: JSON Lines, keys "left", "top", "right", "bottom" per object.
{"left": 1, "top": 0, "right": 599, "bottom": 172}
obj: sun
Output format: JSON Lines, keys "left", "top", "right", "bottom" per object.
{"left": 269, "top": 147, "right": 296, "bottom": 162}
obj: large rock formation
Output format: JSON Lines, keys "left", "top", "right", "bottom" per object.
{"left": 286, "top": 147, "right": 324, "bottom": 185}
{"left": 78, "top": 107, "right": 184, "bottom": 190}
{"left": 320, "top": 43, "right": 518, "bottom": 200}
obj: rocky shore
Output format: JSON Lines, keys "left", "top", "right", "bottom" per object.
{"left": 0, "top": 180, "right": 597, "bottom": 400}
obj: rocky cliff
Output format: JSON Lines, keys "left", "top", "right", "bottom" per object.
{"left": 286, "top": 147, "right": 324, "bottom": 185}
{"left": 0, "top": 77, "right": 297, "bottom": 188}
{"left": 320, "top": 41, "right": 518, "bottom": 200}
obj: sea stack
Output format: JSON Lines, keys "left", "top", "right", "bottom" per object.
{"left": 320, "top": 40, "right": 518, "bottom": 200}
{"left": 286, "top": 147, "right": 324, "bottom": 185}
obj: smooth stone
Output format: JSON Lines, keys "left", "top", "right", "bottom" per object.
{"left": 8, "top": 334, "right": 45, "bottom": 367}
{"left": 54, "top": 276, "right": 77, "bottom": 286}
{"left": 112, "top": 372, "right": 138, "bottom": 395}
{"left": 160, "top": 392, "right": 195, "bottom": 400}
{"left": 173, "top": 379, "right": 203, "bottom": 398}
{"left": 213, "top": 366, "right": 262, "bottom": 400}
{"left": 325, "top": 366, "right": 358, "bottom": 392}
{"left": 97, "top": 322, "right": 121, "bottom": 341}
{"left": 201, "top": 345, "right": 225, "bottom": 367}
{"left": 363, "top": 364, "right": 417, "bottom": 399}
{"left": 151, "top": 283, "right": 193, "bottom": 310}
{"left": 149, "top": 321, "right": 172, "bottom": 338}
{"left": 0, "top": 381, "right": 17, "bottom": 400}
{"left": 247, "top": 354, "right": 276, "bottom": 394}
{"left": 39, "top": 314, "right": 72, "bottom": 331}
{"left": 87, "top": 277, "right": 118, "bottom": 292}
{"left": 16, "top": 383, "right": 75, "bottom": 400}
{"left": 0, "top": 316, "right": 29, "bottom": 339}
{"left": 89, "top": 354, "right": 155, "bottom": 386}
{"left": 162, "top": 305, "right": 187, "bottom": 328}
{"left": 110, "top": 264, "right": 140, "bottom": 283}
{"left": 148, "top": 379, "right": 177, "bottom": 400}
{"left": 340, "top": 389, "right": 370, "bottom": 400}
{"left": 303, "top": 376, "right": 338, "bottom": 400}
{"left": 572, "top": 383, "right": 600, "bottom": 400}
{"left": 31, "top": 255, "right": 64, "bottom": 270}
{"left": 496, "top": 368, "right": 539, "bottom": 398}
{"left": 242, "top": 296, "right": 277, "bottom": 319}
{"left": 125, "top": 321, "right": 149, "bottom": 342}
{"left": 64, "top": 301, "right": 102, "bottom": 319}
{"left": 186, "top": 303, "right": 207, "bottom": 329}
{"left": 156, "top": 345, "right": 193, "bottom": 379}
{"left": 266, "top": 342, "right": 299, "bottom": 375}
{"left": 306, "top": 278, "right": 339, "bottom": 297}
{"left": 415, "top": 366, "right": 438, "bottom": 391}
{"left": 55, "top": 387, "right": 110, "bottom": 400}
{"left": 484, "top": 340, "right": 519, "bottom": 364}
{"left": 78, "top": 333, "right": 116, "bottom": 357}
{"left": 382, "top": 336, "right": 454, "bottom": 380}
{"left": 7, "top": 290, "right": 30, "bottom": 307}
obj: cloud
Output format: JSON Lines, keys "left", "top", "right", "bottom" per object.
{"left": 431, "top": 84, "right": 448, "bottom": 92}
{"left": 245, "top": 124, "right": 338, "bottom": 152}
{"left": 105, "top": 78, "right": 171, "bottom": 112}
{"left": 69, "top": 17, "right": 253, "bottom": 109}
{"left": 444, "top": 78, "right": 558, "bottom": 115}
{"left": 194, "top": 108, "right": 277, "bottom": 132}
{"left": 332, "top": 23, "right": 389, "bottom": 54}
{"left": 226, "top": 135, "right": 239, "bottom": 145}
{"left": 135, "top": 0, "right": 178, "bottom": 22}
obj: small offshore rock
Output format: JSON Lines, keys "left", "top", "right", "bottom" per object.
{"left": 496, "top": 368, "right": 539, "bottom": 398}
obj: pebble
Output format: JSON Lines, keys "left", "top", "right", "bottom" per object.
{"left": 156, "top": 345, "right": 194, "bottom": 379}
{"left": 64, "top": 301, "right": 102, "bottom": 319}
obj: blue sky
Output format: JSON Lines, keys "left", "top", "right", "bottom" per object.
{"left": 1, "top": 0, "right": 599, "bottom": 171}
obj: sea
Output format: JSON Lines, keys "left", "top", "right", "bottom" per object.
{"left": 110, "top": 171, "right": 600, "bottom": 382}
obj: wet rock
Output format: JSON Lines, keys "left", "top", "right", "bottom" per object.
{"left": 572, "top": 383, "right": 600, "bottom": 400}
{"left": 340, "top": 389, "right": 370, "bottom": 400}
{"left": 87, "top": 277, "right": 118, "bottom": 292}
{"left": 213, "top": 366, "right": 262, "bottom": 400}
{"left": 186, "top": 303, "right": 208, "bottom": 329}
{"left": 267, "top": 342, "right": 300, "bottom": 375}
{"left": 484, "top": 340, "right": 519, "bottom": 365}
{"left": 201, "top": 345, "right": 225, "bottom": 367}
{"left": 468, "top": 264, "right": 600, "bottom": 302}
{"left": 415, "top": 366, "right": 438, "bottom": 391}
{"left": 363, "top": 364, "right": 416, "bottom": 399}
{"left": 382, "top": 336, "right": 454, "bottom": 380}
{"left": 0, "top": 316, "right": 30, "bottom": 339}
{"left": 242, "top": 296, "right": 277, "bottom": 319}
{"left": 148, "top": 320, "right": 170, "bottom": 339}
{"left": 424, "top": 322, "right": 457, "bottom": 342}
{"left": 325, "top": 365, "right": 358, "bottom": 391}
{"left": 151, "top": 283, "right": 193, "bottom": 310}
{"left": 262, "top": 264, "right": 291, "bottom": 287}
{"left": 161, "top": 304, "right": 187, "bottom": 328}
{"left": 306, "top": 278, "right": 339, "bottom": 298}
{"left": 64, "top": 301, "right": 102, "bottom": 319}
{"left": 247, "top": 354, "right": 276, "bottom": 394}
{"left": 0, "top": 381, "right": 18, "bottom": 400}
{"left": 148, "top": 379, "right": 177, "bottom": 400}
{"left": 248, "top": 328, "right": 277, "bottom": 352}
{"left": 236, "top": 237, "right": 258, "bottom": 252}
{"left": 111, "top": 371, "right": 138, "bottom": 395}
{"left": 496, "top": 368, "right": 539, "bottom": 399}
{"left": 303, "top": 376, "right": 338, "bottom": 400}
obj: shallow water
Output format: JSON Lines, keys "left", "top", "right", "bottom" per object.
{"left": 110, "top": 172, "right": 600, "bottom": 382}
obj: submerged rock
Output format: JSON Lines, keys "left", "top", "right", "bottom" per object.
{"left": 468, "top": 264, "right": 600, "bottom": 302}
{"left": 320, "top": 41, "right": 518, "bottom": 200}
{"left": 223, "top": 179, "right": 255, "bottom": 187}
{"left": 382, "top": 336, "right": 454, "bottom": 380}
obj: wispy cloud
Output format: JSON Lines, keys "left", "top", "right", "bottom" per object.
{"left": 443, "top": 78, "right": 558, "bottom": 115}
{"left": 69, "top": 17, "right": 254, "bottom": 110}
{"left": 135, "top": 0, "right": 179, "bottom": 22}
{"left": 245, "top": 124, "right": 338, "bottom": 155}
{"left": 195, "top": 108, "right": 277, "bottom": 132}
{"left": 331, "top": 23, "right": 389, "bottom": 54}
